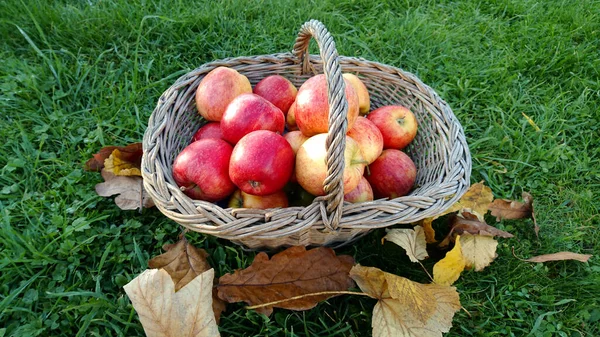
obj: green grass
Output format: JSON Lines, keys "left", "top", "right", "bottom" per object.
{"left": 1, "top": 0, "right": 599, "bottom": 336}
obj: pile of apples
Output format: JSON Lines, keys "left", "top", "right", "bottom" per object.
{"left": 172, "top": 66, "right": 418, "bottom": 209}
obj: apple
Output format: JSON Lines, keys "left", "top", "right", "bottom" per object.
{"left": 286, "top": 102, "right": 298, "bottom": 131}
{"left": 342, "top": 73, "right": 370, "bottom": 115}
{"left": 228, "top": 189, "right": 288, "bottom": 209}
{"left": 172, "top": 138, "right": 236, "bottom": 202}
{"left": 295, "top": 74, "right": 360, "bottom": 136}
{"left": 284, "top": 130, "right": 310, "bottom": 183}
{"left": 346, "top": 116, "right": 383, "bottom": 164}
{"left": 221, "top": 93, "right": 285, "bottom": 144}
{"left": 344, "top": 176, "right": 374, "bottom": 203}
{"left": 229, "top": 130, "right": 294, "bottom": 196}
{"left": 367, "top": 105, "right": 418, "bottom": 150}
{"left": 192, "top": 122, "right": 224, "bottom": 142}
{"left": 295, "top": 133, "right": 367, "bottom": 196}
{"left": 366, "top": 149, "right": 417, "bottom": 199}
{"left": 253, "top": 75, "right": 298, "bottom": 115}
{"left": 195, "top": 67, "right": 252, "bottom": 122}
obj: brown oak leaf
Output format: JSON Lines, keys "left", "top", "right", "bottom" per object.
{"left": 217, "top": 246, "right": 355, "bottom": 316}
{"left": 489, "top": 192, "right": 538, "bottom": 237}
{"left": 148, "top": 236, "right": 226, "bottom": 323}
{"left": 85, "top": 142, "right": 143, "bottom": 171}
{"left": 95, "top": 170, "right": 154, "bottom": 210}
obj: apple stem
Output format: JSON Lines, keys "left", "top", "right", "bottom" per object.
{"left": 351, "top": 159, "right": 369, "bottom": 166}
{"left": 180, "top": 183, "right": 197, "bottom": 192}
{"left": 365, "top": 165, "right": 371, "bottom": 176}
{"left": 396, "top": 117, "right": 405, "bottom": 125}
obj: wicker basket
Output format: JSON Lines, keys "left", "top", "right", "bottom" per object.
{"left": 141, "top": 20, "right": 471, "bottom": 249}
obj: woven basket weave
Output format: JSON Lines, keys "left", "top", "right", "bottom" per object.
{"left": 142, "top": 20, "right": 471, "bottom": 249}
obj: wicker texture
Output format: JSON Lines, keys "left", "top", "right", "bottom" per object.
{"left": 142, "top": 20, "right": 471, "bottom": 249}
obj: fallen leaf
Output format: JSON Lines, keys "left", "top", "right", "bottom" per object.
{"left": 438, "top": 211, "right": 513, "bottom": 248}
{"left": 104, "top": 149, "right": 142, "bottom": 176}
{"left": 350, "top": 265, "right": 461, "bottom": 337}
{"left": 383, "top": 226, "right": 429, "bottom": 262}
{"left": 148, "top": 236, "right": 226, "bottom": 323}
{"left": 217, "top": 246, "right": 354, "bottom": 316}
{"left": 460, "top": 233, "right": 498, "bottom": 271}
{"left": 85, "top": 142, "right": 143, "bottom": 171}
{"left": 95, "top": 170, "right": 154, "bottom": 210}
{"left": 443, "top": 181, "right": 494, "bottom": 218}
{"left": 124, "top": 268, "right": 220, "bottom": 337}
{"left": 418, "top": 218, "right": 437, "bottom": 243}
{"left": 433, "top": 236, "right": 465, "bottom": 286}
{"left": 524, "top": 252, "right": 592, "bottom": 263}
{"left": 489, "top": 192, "right": 538, "bottom": 237}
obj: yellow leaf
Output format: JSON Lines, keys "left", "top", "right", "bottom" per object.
{"left": 460, "top": 233, "right": 498, "bottom": 271}
{"left": 433, "top": 236, "right": 466, "bottom": 286}
{"left": 443, "top": 182, "right": 494, "bottom": 218}
{"left": 383, "top": 226, "right": 429, "bottom": 262}
{"left": 350, "top": 265, "right": 461, "bottom": 337}
{"left": 124, "top": 268, "right": 220, "bottom": 337}
{"left": 104, "top": 149, "right": 142, "bottom": 176}
{"left": 419, "top": 218, "right": 437, "bottom": 243}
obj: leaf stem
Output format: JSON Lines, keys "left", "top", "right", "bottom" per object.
{"left": 245, "top": 291, "right": 374, "bottom": 310}
{"left": 418, "top": 260, "right": 434, "bottom": 282}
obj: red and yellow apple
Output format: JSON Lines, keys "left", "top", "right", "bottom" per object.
{"left": 344, "top": 176, "right": 374, "bottom": 203}
{"left": 286, "top": 102, "right": 298, "bottom": 131}
{"left": 228, "top": 189, "right": 288, "bottom": 209}
{"left": 367, "top": 105, "right": 418, "bottom": 150}
{"left": 342, "top": 73, "right": 370, "bottom": 115}
{"left": 294, "top": 74, "right": 360, "bottom": 136}
{"left": 229, "top": 130, "right": 294, "bottom": 196}
{"left": 192, "top": 122, "right": 224, "bottom": 142}
{"left": 195, "top": 67, "right": 252, "bottom": 122}
{"left": 366, "top": 149, "right": 417, "bottom": 199}
{"left": 295, "top": 133, "right": 367, "bottom": 196}
{"left": 253, "top": 75, "right": 298, "bottom": 115}
{"left": 172, "top": 138, "right": 236, "bottom": 202}
{"left": 283, "top": 130, "right": 310, "bottom": 183}
{"left": 346, "top": 116, "right": 383, "bottom": 164}
{"left": 220, "top": 93, "right": 285, "bottom": 144}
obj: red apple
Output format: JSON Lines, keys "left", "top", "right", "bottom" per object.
{"left": 172, "top": 138, "right": 236, "bottom": 202}
{"left": 228, "top": 189, "right": 288, "bottom": 209}
{"left": 284, "top": 130, "right": 310, "bottom": 183}
{"left": 286, "top": 102, "right": 298, "bottom": 131}
{"left": 221, "top": 93, "right": 285, "bottom": 144}
{"left": 195, "top": 67, "right": 252, "bottom": 121}
{"left": 344, "top": 176, "right": 374, "bottom": 203}
{"left": 343, "top": 73, "right": 370, "bottom": 115}
{"left": 346, "top": 116, "right": 383, "bottom": 164}
{"left": 192, "top": 122, "right": 224, "bottom": 142}
{"left": 229, "top": 130, "right": 294, "bottom": 196}
{"left": 366, "top": 149, "right": 417, "bottom": 199}
{"left": 367, "top": 105, "right": 418, "bottom": 150}
{"left": 295, "top": 134, "right": 367, "bottom": 196}
{"left": 295, "top": 74, "right": 360, "bottom": 136}
{"left": 253, "top": 75, "right": 298, "bottom": 115}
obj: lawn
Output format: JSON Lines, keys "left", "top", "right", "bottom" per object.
{"left": 1, "top": 0, "right": 599, "bottom": 336}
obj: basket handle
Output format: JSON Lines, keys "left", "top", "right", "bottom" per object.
{"left": 292, "top": 20, "right": 348, "bottom": 231}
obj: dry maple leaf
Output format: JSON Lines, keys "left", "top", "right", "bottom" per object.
{"left": 383, "top": 226, "right": 429, "bottom": 262}
{"left": 433, "top": 236, "right": 465, "bottom": 286}
{"left": 85, "top": 142, "right": 143, "bottom": 171}
{"left": 217, "top": 246, "right": 354, "bottom": 316}
{"left": 124, "top": 268, "right": 220, "bottom": 337}
{"left": 95, "top": 170, "right": 154, "bottom": 210}
{"left": 349, "top": 265, "right": 461, "bottom": 337}
{"left": 460, "top": 233, "right": 498, "bottom": 272}
{"left": 104, "top": 148, "right": 142, "bottom": 176}
{"left": 523, "top": 252, "right": 592, "bottom": 263}
{"left": 489, "top": 192, "right": 538, "bottom": 237}
{"left": 148, "top": 236, "right": 226, "bottom": 323}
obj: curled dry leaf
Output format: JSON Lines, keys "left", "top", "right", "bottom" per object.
{"left": 460, "top": 233, "right": 498, "bottom": 272}
{"left": 418, "top": 218, "right": 437, "bottom": 244}
{"left": 524, "top": 252, "right": 592, "bottom": 263}
{"left": 124, "top": 268, "right": 220, "bottom": 337}
{"left": 148, "top": 236, "right": 226, "bottom": 323}
{"left": 350, "top": 265, "right": 461, "bottom": 337}
{"left": 217, "top": 246, "right": 354, "bottom": 316}
{"left": 383, "top": 226, "right": 429, "bottom": 262}
{"left": 439, "top": 211, "right": 513, "bottom": 248}
{"left": 95, "top": 170, "right": 154, "bottom": 210}
{"left": 104, "top": 149, "right": 142, "bottom": 176}
{"left": 489, "top": 192, "right": 538, "bottom": 237}
{"left": 433, "top": 236, "right": 465, "bottom": 286}
{"left": 85, "top": 142, "right": 143, "bottom": 171}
